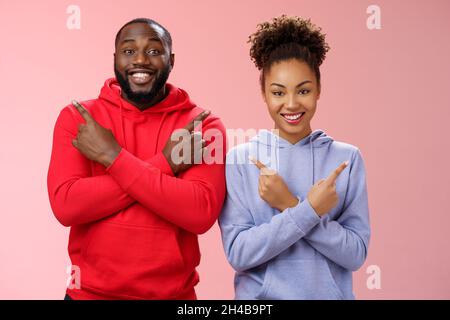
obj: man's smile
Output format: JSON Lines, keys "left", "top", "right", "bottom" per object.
{"left": 127, "top": 68, "right": 155, "bottom": 85}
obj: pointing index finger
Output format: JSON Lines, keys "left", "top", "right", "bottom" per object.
{"left": 72, "top": 100, "right": 94, "bottom": 124}
{"left": 325, "top": 161, "right": 349, "bottom": 184}
{"left": 249, "top": 156, "right": 267, "bottom": 170}
{"left": 184, "top": 110, "right": 211, "bottom": 132}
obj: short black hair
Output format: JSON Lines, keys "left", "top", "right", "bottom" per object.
{"left": 114, "top": 18, "right": 172, "bottom": 52}
{"left": 248, "top": 15, "right": 330, "bottom": 90}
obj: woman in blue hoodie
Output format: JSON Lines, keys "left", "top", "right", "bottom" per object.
{"left": 219, "top": 15, "right": 370, "bottom": 300}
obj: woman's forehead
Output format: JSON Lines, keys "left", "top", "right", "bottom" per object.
{"left": 266, "top": 60, "right": 315, "bottom": 81}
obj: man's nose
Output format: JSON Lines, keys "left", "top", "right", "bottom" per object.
{"left": 133, "top": 51, "right": 150, "bottom": 65}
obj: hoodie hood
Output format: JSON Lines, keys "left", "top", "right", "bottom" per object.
{"left": 98, "top": 78, "right": 196, "bottom": 152}
{"left": 249, "top": 129, "right": 334, "bottom": 186}
{"left": 250, "top": 129, "right": 333, "bottom": 148}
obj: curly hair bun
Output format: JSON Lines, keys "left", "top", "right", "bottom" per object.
{"left": 248, "top": 15, "right": 330, "bottom": 70}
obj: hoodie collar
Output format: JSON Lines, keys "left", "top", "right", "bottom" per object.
{"left": 251, "top": 129, "right": 334, "bottom": 186}
{"left": 99, "top": 78, "right": 194, "bottom": 116}
{"left": 97, "top": 78, "right": 195, "bottom": 154}
{"left": 251, "top": 129, "right": 333, "bottom": 148}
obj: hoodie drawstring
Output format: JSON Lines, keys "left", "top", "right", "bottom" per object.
{"left": 309, "top": 135, "right": 315, "bottom": 186}
{"left": 119, "top": 101, "right": 127, "bottom": 150}
{"left": 119, "top": 101, "right": 168, "bottom": 156}
{"left": 154, "top": 112, "right": 168, "bottom": 155}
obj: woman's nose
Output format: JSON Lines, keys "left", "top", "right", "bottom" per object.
{"left": 286, "top": 95, "right": 300, "bottom": 110}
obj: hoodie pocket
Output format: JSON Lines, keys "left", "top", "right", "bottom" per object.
{"left": 256, "top": 259, "right": 344, "bottom": 300}
{"left": 80, "top": 222, "right": 186, "bottom": 299}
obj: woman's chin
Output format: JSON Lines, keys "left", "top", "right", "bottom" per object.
{"left": 278, "top": 124, "right": 305, "bottom": 135}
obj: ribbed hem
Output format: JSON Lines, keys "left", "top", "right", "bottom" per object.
{"left": 146, "top": 152, "right": 175, "bottom": 176}
{"left": 105, "top": 148, "right": 148, "bottom": 191}
{"left": 286, "top": 198, "right": 321, "bottom": 235}
{"left": 65, "top": 286, "right": 197, "bottom": 300}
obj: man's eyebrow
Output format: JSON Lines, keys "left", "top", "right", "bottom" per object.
{"left": 119, "top": 37, "right": 162, "bottom": 45}
{"left": 270, "top": 80, "right": 312, "bottom": 88}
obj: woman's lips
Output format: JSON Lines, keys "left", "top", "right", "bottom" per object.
{"left": 280, "top": 112, "right": 305, "bottom": 124}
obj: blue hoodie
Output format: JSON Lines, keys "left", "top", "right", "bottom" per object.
{"left": 219, "top": 129, "right": 370, "bottom": 300}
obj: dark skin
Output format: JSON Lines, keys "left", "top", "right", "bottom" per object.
{"left": 114, "top": 22, "right": 174, "bottom": 109}
{"left": 71, "top": 23, "right": 210, "bottom": 174}
{"left": 71, "top": 100, "right": 122, "bottom": 167}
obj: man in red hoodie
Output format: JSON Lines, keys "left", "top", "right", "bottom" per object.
{"left": 47, "top": 18, "right": 226, "bottom": 300}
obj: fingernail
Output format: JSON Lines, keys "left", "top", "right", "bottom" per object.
{"left": 344, "top": 160, "right": 349, "bottom": 166}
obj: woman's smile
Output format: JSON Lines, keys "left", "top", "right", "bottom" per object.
{"left": 280, "top": 112, "right": 305, "bottom": 124}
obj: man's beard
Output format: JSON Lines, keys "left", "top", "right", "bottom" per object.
{"left": 114, "top": 64, "right": 171, "bottom": 105}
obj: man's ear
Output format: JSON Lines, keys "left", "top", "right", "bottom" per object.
{"left": 170, "top": 53, "right": 175, "bottom": 69}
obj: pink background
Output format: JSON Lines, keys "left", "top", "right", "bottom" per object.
{"left": 1, "top": 0, "right": 449, "bottom": 299}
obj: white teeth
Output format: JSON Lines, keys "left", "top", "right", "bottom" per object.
{"left": 131, "top": 72, "right": 150, "bottom": 79}
{"left": 282, "top": 113, "right": 303, "bottom": 120}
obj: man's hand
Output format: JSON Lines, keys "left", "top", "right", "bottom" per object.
{"left": 71, "top": 100, "right": 122, "bottom": 167}
{"left": 307, "top": 161, "right": 349, "bottom": 216}
{"left": 250, "top": 156, "right": 299, "bottom": 212}
{"left": 162, "top": 110, "right": 211, "bottom": 176}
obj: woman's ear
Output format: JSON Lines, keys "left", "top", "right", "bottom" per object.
{"left": 259, "top": 72, "right": 267, "bottom": 103}
{"left": 261, "top": 88, "right": 267, "bottom": 103}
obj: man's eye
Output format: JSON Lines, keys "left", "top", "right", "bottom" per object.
{"left": 147, "top": 49, "right": 160, "bottom": 55}
{"left": 123, "top": 49, "right": 134, "bottom": 55}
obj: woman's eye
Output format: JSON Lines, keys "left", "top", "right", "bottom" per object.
{"left": 299, "top": 89, "right": 310, "bottom": 95}
{"left": 272, "top": 91, "right": 284, "bottom": 96}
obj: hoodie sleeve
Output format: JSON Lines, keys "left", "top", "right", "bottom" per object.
{"left": 47, "top": 106, "right": 137, "bottom": 227}
{"left": 218, "top": 148, "right": 321, "bottom": 272}
{"left": 105, "top": 116, "right": 227, "bottom": 235}
{"left": 303, "top": 149, "right": 371, "bottom": 271}
{"left": 47, "top": 106, "right": 175, "bottom": 227}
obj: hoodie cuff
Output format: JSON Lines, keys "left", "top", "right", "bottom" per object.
{"left": 146, "top": 152, "right": 175, "bottom": 177}
{"left": 105, "top": 148, "right": 147, "bottom": 191}
{"left": 286, "top": 197, "right": 321, "bottom": 235}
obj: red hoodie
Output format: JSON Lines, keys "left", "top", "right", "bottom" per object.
{"left": 47, "top": 78, "right": 226, "bottom": 300}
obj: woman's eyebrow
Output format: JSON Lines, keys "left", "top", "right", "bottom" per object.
{"left": 270, "top": 80, "right": 312, "bottom": 88}
{"left": 296, "top": 80, "right": 312, "bottom": 87}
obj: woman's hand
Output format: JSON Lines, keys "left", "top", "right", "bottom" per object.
{"left": 250, "top": 156, "right": 299, "bottom": 212}
{"left": 307, "top": 161, "right": 349, "bottom": 216}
